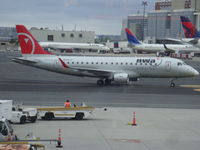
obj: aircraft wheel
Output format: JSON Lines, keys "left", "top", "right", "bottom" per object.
{"left": 105, "top": 79, "right": 112, "bottom": 85}
{"left": 170, "top": 82, "right": 175, "bottom": 87}
{"left": 97, "top": 79, "right": 104, "bottom": 86}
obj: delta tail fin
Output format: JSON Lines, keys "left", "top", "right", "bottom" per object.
{"left": 16, "top": 25, "right": 52, "bottom": 55}
{"left": 125, "top": 28, "right": 141, "bottom": 45}
{"left": 180, "top": 16, "right": 200, "bottom": 38}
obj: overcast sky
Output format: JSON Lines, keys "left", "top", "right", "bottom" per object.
{"left": 0, "top": 0, "right": 156, "bottom": 35}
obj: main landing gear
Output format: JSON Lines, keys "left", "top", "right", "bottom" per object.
{"left": 169, "top": 78, "right": 176, "bottom": 87}
{"left": 97, "top": 79, "right": 112, "bottom": 86}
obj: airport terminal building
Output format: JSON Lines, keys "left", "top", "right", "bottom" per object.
{"left": 121, "top": 0, "right": 200, "bottom": 42}
{"left": 30, "top": 27, "right": 95, "bottom": 43}
{"left": 147, "top": 0, "right": 200, "bottom": 40}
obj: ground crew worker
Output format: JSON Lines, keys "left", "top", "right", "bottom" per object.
{"left": 64, "top": 100, "right": 71, "bottom": 108}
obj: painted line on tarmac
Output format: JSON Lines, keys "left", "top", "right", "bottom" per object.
{"left": 179, "top": 85, "right": 200, "bottom": 92}
{"left": 179, "top": 85, "right": 200, "bottom": 88}
{"left": 193, "top": 89, "right": 200, "bottom": 92}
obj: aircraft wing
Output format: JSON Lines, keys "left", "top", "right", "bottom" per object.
{"left": 58, "top": 58, "right": 115, "bottom": 77}
{"left": 12, "top": 58, "right": 38, "bottom": 64}
{"left": 188, "top": 38, "right": 199, "bottom": 45}
{"left": 163, "top": 44, "right": 176, "bottom": 53}
{"left": 72, "top": 67, "right": 115, "bottom": 77}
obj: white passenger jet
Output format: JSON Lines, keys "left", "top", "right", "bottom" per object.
{"left": 12, "top": 25, "right": 199, "bottom": 87}
{"left": 125, "top": 28, "right": 200, "bottom": 55}
{"left": 39, "top": 41, "right": 110, "bottom": 53}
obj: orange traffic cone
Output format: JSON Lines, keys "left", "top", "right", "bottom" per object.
{"left": 132, "top": 112, "right": 137, "bottom": 126}
{"left": 56, "top": 129, "right": 63, "bottom": 148}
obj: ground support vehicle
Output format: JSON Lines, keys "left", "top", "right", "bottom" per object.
{"left": 0, "top": 141, "right": 45, "bottom": 150}
{"left": 37, "top": 103, "right": 95, "bottom": 120}
{"left": 0, "top": 100, "right": 37, "bottom": 124}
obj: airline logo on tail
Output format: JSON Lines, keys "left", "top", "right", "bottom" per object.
{"left": 125, "top": 28, "right": 141, "bottom": 45}
{"left": 180, "top": 16, "right": 200, "bottom": 38}
{"left": 16, "top": 25, "right": 51, "bottom": 55}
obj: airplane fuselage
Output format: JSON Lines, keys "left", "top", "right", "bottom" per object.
{"left": 133, "top": 43, "right": 200, "bottom": 53}
{"left": 15, "top": 55, "right": 198, "bottom": 80}
{"left": 39, "top": 42, "right": 110, "bottom": 51}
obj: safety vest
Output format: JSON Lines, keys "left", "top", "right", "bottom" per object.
{"left": 65, "top": 102, "right": 71, "bottom": 107}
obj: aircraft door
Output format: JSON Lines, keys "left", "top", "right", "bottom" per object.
{"left": 54, "top": 60, "right": 60, "bottom": 68}
{"left": 165, "top": 61, "right": 171, "bottom": 71}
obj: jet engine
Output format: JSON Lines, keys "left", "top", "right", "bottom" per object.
{"left": 113, "top": 73, "right": 129, "bottom": 83}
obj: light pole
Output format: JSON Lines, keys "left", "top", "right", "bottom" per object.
{"left": 142, "top": 1, "right": 148, "bottom": 42}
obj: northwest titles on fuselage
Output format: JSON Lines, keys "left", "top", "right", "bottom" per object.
{"left": 136, "top": 58, "right": 161, "bottom": 66}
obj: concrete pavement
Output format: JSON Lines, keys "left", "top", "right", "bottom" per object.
{"left": 13, "top": 107, "right": 200, "bottom": 150}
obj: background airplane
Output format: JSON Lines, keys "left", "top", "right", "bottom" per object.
{"left": 13, "top": 25, "right": 199, "bottom": 87}
{"left": 39, "top": 41, "right": 110, "bottom": 53}
{"left": 125, "top": 28, "right": 200, "bottom": 55}
{"left": 180, "top": 16, "right": 200, "bottom": 38}
{"left": 180, "top": 16, "right": 200, "bottom": 48}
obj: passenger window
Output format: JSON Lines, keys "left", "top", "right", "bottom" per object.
{"left": 130, "top": 63, "right": 133, "bottom": 65}
{"left": 86, "top": 62, "right": 88, "bottom": 64}
{"left": 96, "top": 62, "right": 98, "bottom": 64}
{"left": 72, "top": 62, "right": 74, "bottom": 64}
{"left": 77, "top": 62, "right": 79, "bottom": 64}
{"left": 111, "top": 62, "right": 113, "bottom": 65}
{"left": 81, "top": 62, "right": 83, "bottom": 64}
{"left": 121, "top": 63, "right": 123, "bottom": 65}
{"left": 125, "top": 63, "right": 128, "bottom": 65}
{"left": 101, "top": 62, "right": 103, "bottom": 64}
{"left": 91, "top": 62, "right": 94, "bottom": 64}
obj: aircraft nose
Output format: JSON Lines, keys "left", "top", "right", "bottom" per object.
{"left": 193, "top": 69, "right": 199, "bottom": 76}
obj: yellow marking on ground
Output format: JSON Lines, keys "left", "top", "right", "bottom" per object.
{"left": 37, "top": 106, "right": 95, "bottom": 111}
{"left": 193, "top": 89, "right": 200, "bottom": 92}
{"left": 55, "top": 114, "right": 74, "bottom": 116}
{"left": 0, "top": 142, "right": 29, "bottom": 144}
{"left": 179, "top": 85, "right": 200, "bottom": 88}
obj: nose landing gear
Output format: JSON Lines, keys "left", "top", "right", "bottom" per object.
{"left": 170, "top": 82, "right": 175, "bottom": 87}
{"left": 169, "top": 78, "right": 176, "bottom": 87}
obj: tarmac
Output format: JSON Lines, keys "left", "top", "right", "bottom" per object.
{"left": 0, "top": 51, "right": 200, "bottom": 108}
{"left": 13, "top": 107, "right": 200, "bottom": 150}
{"left": 1, "top": 51, "right": 200, "bottom": 149}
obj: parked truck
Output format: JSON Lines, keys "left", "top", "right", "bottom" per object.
{"left": 0, "top": 100, "right": 37, "bottom": 124}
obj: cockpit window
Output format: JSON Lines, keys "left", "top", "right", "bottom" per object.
{"left": 177, "top": 62, "right": 182, "bottom": 66}
{"left": 177, "top": 62, "right": 186, "bottom": 66}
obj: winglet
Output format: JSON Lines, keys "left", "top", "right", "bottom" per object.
{"left": 58, "top": 58, "right": 68, "bottom": 68}
{"left": 125, "top": 28, "right": 141, "bottom": 45}
{"left": 16, "top": 25, "right": 52, "bottom": 55}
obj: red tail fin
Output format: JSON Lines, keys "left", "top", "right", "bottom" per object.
{"left": 16, "top": 25, "right": 51, "bottom": 55}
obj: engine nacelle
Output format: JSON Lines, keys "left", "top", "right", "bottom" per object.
{"left": 113, "top": 73, "right": 129, "bottom": 83}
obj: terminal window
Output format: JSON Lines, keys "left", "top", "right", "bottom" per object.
{"left": 166, "top": 16, "right": 171, "bottom": 29}
{"left": 70, "top": 33, "right": 74, "bottom": 38}
{"left": 47, "top": 35, "right": 54, "bottom": 41}
{"left": 79, "top": 34, "right": 83, "bottom": 38}
{"left": 61, "top": 33, "right": 65, "bottom": 37}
